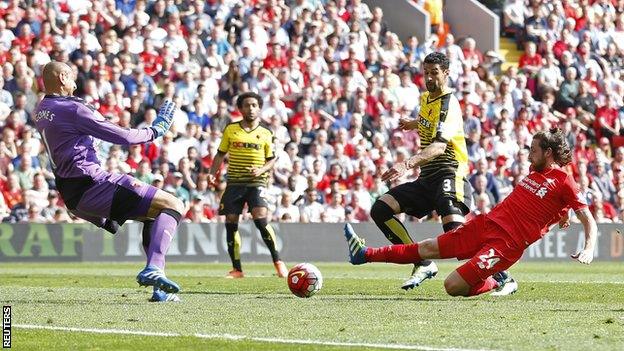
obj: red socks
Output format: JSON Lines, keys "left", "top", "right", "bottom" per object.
{"left": 467, "top": 277, "right": 498, "bottom": 296}
{"left": 365, "top": 243, "right": 422, "bottom": 264}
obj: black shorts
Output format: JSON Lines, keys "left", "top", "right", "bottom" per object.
{"left": 219, "top": 185, "right": 269, "bottom": 215}
{"left": 386, "top": 174, "right": 473, "bottom": 218}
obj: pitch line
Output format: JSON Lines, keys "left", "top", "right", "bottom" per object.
{"left": 15, "top": 324, "right": 496, "bottom": 351}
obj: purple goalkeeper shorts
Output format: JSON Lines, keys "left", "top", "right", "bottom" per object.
{"left": 63, "top": 173, "right": 158, "bottom": 222}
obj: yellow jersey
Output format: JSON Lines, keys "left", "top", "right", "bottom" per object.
{"left": 424, "top": 0, "right": 443, "bottom": 26}
{"left": 218, "top": 122, "right": 275, "bottom": 187}
{"left": 416, "top": 88, "right": 468, "bottom": 180}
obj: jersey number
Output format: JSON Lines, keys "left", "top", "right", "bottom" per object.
{"left": 477, "top": 248, "right": 500, "bottom": 270}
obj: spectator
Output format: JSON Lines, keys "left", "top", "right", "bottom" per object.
{"left": 323, "top": 191, "right": 346, "bottom": 223}
{"left": 470, "top": 158, "right": 500, "bottom": 204}
{"left": 0, "top": 0, "right": 619, "bottom": 225}
{"left": 2, "top": 174, "right": 22, "bottom": 210}
{"left": 300, "top": 187, "right": 324, "bottom": 223}
{"left": 275, "top": 190, "right": 300, "bottom": 222}
{"left": 472, "top": 173, "right": 496, "bottom": 207}
{"left": 556, "top": 66, "right": 579, "bottom": 111}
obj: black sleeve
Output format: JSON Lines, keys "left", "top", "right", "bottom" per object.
{"left": 434, "top": 94, "right": 452, "bottom": 143}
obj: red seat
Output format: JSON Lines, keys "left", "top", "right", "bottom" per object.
{"left": 611, "top": 136, "right": 624, "bottom": 148}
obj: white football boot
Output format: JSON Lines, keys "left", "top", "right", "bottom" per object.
{"left": 490, "top": 271, "right": 518, "bottom": 296}
{"left": 401, "top": 261, "right": 438, "bottom": 290}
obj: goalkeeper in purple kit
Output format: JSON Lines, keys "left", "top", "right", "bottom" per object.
{"left": 33, "top": 62, "right": 184, "bottom": 302}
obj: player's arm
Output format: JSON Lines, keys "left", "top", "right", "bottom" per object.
{"left": 558, "top": 207, "right": 571, "bottom": 229}
{"left": 250, "top": 133, "right": 278, "bottom": 177}
{"left": 250, "top": 156, "right": 277, "bottom": 177}
{"left": 208, "top": 125, "right": 231, "bottom": 185}
{"left": 74, "top": 104, "right": 156, "bottom": 145}
{"left": 560, "top": 174, "right": 597, "bottom": 264}
{"left": 571, "top": 207, "right": 597, "bottom": 264}
{"left": 406, "top": 141, "right": 447, "bottom": 168}
{"left": 398, "top": 117, "right": 418, "bottom": 130}
{"left": 208, "top": 151, "right": 226, "bottom": 186}
{"left": 74, "top": 100, "right": 175, "bottom": 145}
{"left": 383, "top": 96, "right": 457, "bottom": 182}
{"left": 382, "top": 141, "right": 447, "bottom": 182}
{"left": 398, "top": 99, "right": 422, "bottom": 131}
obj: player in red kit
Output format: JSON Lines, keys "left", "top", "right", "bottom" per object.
{"left": 344, "top": 128, "right": 597, "bottom": 297}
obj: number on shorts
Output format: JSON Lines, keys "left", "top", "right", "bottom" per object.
{"left": 442, "top": 178, "right": 452, "bottom": 192}
{"left": 477, "top": 248, "right": 500, "bottom": 270}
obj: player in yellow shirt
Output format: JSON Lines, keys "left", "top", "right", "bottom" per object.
{"left": 367, "top": 52, "right": 478, "bottom": 291}
{"left": 208, "top": 92, "right": 288, "bottom": 279}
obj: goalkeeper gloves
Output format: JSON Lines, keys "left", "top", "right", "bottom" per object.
{"left": 151, "top": 100, "right": 176, "bottom": 138}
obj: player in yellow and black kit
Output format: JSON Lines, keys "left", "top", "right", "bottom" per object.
{"left": 208, "top": 92, "right": 288, "bottom": 279}
{"left": 368, "top": 52, "right": 474, "bottom": 291}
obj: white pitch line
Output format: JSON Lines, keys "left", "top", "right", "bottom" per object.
{"left": 15, "top": 324, "right": 178, "bottom": 337}
{"left": 15, "top": 324, "right": 496, "bottom": 351}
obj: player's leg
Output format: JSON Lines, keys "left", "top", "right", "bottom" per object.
{"left": 58, "top": 177, "right": 121, "bottom": 234}
{"left": 370, "top": 181, "right": 436, "bottom": 289}
{"left": 344, "top": 222, "right": 441, "bottom": 264}
{"left": 69, "top": 208, "right": 120, "bottom": 234}
{"left": 346, "top": 214, "right": 483, "bottom": 266}
{"left": 75, "top": 173, "right": 185, "bottom": 268}
{"left": 140, "top": 219, "right": 180, "bottom": 302}
{"left": 370, "top": 194, "right": 415, "bottom": 245}
{"left": 249, "top": 187, "right": 287, "bottom": 278}
{"left": 446, "top": 251, "right": 518, "bottom": 297}
{"left": 225, "top": 213, "right": 243, "bottom": 278}
{"left": 135, "top": 188, "right": 185, "bottom": 293}
{"left": 443, "top": 220, "right": 521, "bottom": 297}
{"left": 407, "top": 176, "right": 472, "bottom": 290}
{"left": 436, "top": 175, "right": 472, "bottom": 233}
{"left": 220, "top": 185, "right": 245, "bottom": 278}
{"left": 66, "top": 174, "right": 183, "bottom": 293}
{"left": 438, "top": 175, "right": 518, "bottom": 296}
{"left": 98, "top": 174, "right": 185, "bottom": 293}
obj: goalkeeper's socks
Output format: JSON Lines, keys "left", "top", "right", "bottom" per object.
{"left": 146, "top": 209, "right": 181, "bottom": 269}
{"left": 365, "top": 243, "right": 422, "bottom": 264}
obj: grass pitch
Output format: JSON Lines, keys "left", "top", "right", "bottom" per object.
{"left": 1, "top": 261, "right": 623, "bottom": 351}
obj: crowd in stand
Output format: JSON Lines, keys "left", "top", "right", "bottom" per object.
{"left": 0, "top": 0, "right": 622, "bottom": 225}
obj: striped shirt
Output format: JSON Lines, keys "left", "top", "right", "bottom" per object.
{"left": 416, "top": 88, "right": 468, "bottom": 179}
{"left": 218, "top": 122, "right": 275, "bottom": 187}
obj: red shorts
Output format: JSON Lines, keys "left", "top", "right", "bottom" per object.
{"left": 437, "top": 214, "right": 524, "bottom": 286}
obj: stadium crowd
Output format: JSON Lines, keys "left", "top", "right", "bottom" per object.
{"left": 0, "top": 0, "right": 623, "bottom": 224}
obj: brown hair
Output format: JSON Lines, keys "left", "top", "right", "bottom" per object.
{"left": 533, "top": 128, "right": 572, "bottom": 166}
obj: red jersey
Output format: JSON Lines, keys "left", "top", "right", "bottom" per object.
{"left": 139, "top": 51, "right": 163, "bottom": 77}
{"left": 593, "top": 106, "right": 618, "bottom": 140}
{"left": 487, "top": 167, "right": 587, "bottom": 248}
{"left": 519, "top": 53, "right": 543, "bottom": 69}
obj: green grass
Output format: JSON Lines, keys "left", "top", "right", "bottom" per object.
{"left": 1, "top": 262, "right": 623, "bottom": 350}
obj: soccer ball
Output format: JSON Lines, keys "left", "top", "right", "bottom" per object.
{"left": 287, "top": 263, "right": 323, "bottom": 298}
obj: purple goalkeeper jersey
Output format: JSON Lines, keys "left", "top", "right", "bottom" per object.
{"left": 33, "top": 95, "right": 155, "bottom": 181}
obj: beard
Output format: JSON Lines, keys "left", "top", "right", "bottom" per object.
{"left": 531, "top": 158, "right": 546, "bottom": 171}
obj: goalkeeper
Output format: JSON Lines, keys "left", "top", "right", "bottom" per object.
{"left": 33, "top": 62, "right": 184, "bottom": 302}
